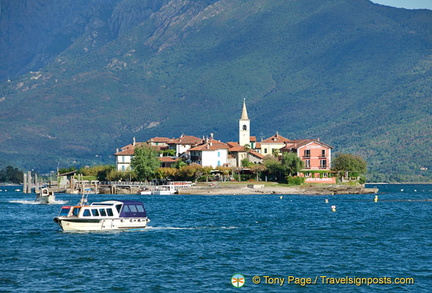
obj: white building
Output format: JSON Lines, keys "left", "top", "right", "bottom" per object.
{"left": 188, "top": 137, "right": 229, "bottom": 168}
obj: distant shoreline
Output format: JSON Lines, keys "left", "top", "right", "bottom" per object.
{"left": 177, "top": 183, "right": 378, "bottom": 195}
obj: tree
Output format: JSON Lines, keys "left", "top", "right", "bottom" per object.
{"left": 281, "top": 152, "right": 304, "bottom": 177}
{"left": 216, "top": 166, "right": 231, "bottom": 181}
{"left": 202, "top": 166, "right": 213, "bottom": 182}
{"left": 250, "top": 164, "right": 267, "bottom": 181}
{"left": 0, "top": 166, "right": 23, "bottom": 183}
{"left": 241, "top": 158, "right": 252, "bottom": 167}
{"left": 177, "top": 164, "right": 203, "bottom": 182}
{"left": 131, "top": 144, "right": 160, "bottom": 182}
{"left": 155, "top": 167, "right": 178, "bottom": 181}
{"left": 332, "top": 153, "right": 367, "bottom": 179}
{"left": 263, "top": 155, "right": 284, "bottom": 181}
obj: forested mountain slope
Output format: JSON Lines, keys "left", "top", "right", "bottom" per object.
{"left": 0, "top": 0, "right": 431, "bottom": 182}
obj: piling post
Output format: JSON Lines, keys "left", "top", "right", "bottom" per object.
{"left": 34, "top": 173, "right": 39, "bottom": 194}
{"left": 23, "top": 173, "right": 28, "bottom": 193}
{"left": 27, "top": 171, "right": 32, "bottom": 193}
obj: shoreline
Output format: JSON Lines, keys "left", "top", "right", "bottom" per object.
{"left": 177, "top": 183, "right": 378, "bottom": 195}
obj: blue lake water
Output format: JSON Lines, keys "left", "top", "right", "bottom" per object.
{"left": 0, "top": 184, "right": 431, "bottom": 292}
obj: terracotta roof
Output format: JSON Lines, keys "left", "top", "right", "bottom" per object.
{"left": 114, "top": 142, "right": 162, "bottom": 156}
{"left": 159, "top": 157, "right": 179, "bottom": 163}
{"left": 280, "top": 139, "right": 333, "bottom": 150}
{"left": 189, "top": 138, "right": 229, "bottom": 151}
{"left": 171, "top": 135, "right": 203, "bottom": 145}
{"left": 261, "top": 132, "right": 292, "bottom": 144}
{"left": 249, "top": 150, "right": 265, "bottom": 159}
{"left": 229, "top": 145, "right": 246, "bottom": 152}
{"left": 250, "top": 136, "right": 257, "bottom": 142}
{"left": 227, "top": 142, "right": 240, "bottom": 147}
{"left": 148, "top": 137, "right": 172, "bottom": 143}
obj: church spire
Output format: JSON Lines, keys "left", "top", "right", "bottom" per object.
{"left": 240, "top": 98, "right": 249, "bottom": 120}
{"left": 239, "top": 99, "right": 250, "bottom": 147}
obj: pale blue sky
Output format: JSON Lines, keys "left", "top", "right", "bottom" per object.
{"left": 371, "top": 0, "right": 432, "bottom": 10}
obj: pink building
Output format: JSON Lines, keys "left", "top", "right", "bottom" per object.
{"left": 281, "top": 139, "right": 335, "bottom": 183}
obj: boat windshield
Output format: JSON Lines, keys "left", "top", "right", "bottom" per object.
{"left": 72, "top": 207, "right": 81, "bottom": 216}
{"left": 59, "top": 207, "right": 71, "bottom": 217}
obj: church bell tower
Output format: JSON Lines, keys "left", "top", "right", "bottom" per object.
{"left": 239, "top": 99, "right": 250, "bottom": 147}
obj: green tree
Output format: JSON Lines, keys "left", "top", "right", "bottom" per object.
{"left": 332, "top": 153, "right": 367, "bottom": 178}
{"left": 281, "top": 152, "right": 304, "bottom": 177}
{"left": 250, "top": 164, "right": 267, "bottom": 181}
{"left": 0, "top": 166, "right": 23, "bottom": 183}
{"left": 241, "top": 158, "right": 252, "bottom": 167}
{"left": 263, "top": 155, "right": 284, "bottom": 181}
{"left": 131, "top": 145, "right": 160, "bottom": 182}
{"left": 202, "top": 166, "right": 213, "bottom": 182}
{"left": 155, "top": 167, "right": 178, "bottom": 180}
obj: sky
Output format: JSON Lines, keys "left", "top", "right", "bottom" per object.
{"left": 371, "top": 0, "right": 432, "bottom": 10}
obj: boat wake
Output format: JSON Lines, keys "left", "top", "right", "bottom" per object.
{"left": 146, "top": 226, "right": 238, "bottom": 230}
{"left": 9, "top": 200, "right": 68, "bottom": 205}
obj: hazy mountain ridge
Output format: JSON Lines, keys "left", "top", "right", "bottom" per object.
{"left": 0, "top": 0, "right": 431, "bottom": 182}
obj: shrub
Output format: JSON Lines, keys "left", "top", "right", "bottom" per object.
{"left": 287, "top": 176, "right": 305, "bottom": 185}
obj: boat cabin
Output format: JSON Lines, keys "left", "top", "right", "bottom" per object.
{"left": 57, "top": 200, "right": 147, "bottom": 218}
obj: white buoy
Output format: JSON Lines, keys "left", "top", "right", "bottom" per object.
{"left": 325, "top": 199, "right": 329, "bottom": 203}
{"left": 374, "top": 195, "right": 378, "bottom": 202}
{"left": 280, "top": 196, "right": 283, "bottom": 199}
{"left": 331, "top": 205, "right": 336, "bottom": 212}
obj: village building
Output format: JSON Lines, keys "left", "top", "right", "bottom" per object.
{"left": 114, "top": 99, "right": 334, "bottom": 182}
{"left": 188, "top": 136, "right": 229, "bottom": 168}
{"left": 260, "top": 132, "right": 292, "bottom": 156}
{"left": 167, "top": 135, "right": 202, "bottom": 157}
{"left": 227, "top": 142, "right": 247, "bottom": 167}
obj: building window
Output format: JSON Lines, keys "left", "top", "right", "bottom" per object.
{"left": 305, "top": 159, "right": 310, "bottom": 168}
{"left": 243, "top": 125, "right": 247, "bottom": 131}
{"left": 218, "top": 151, "right": 220, "bottom": 157}
{"left": 320, "top": 160, "right": 327, "bottom": 169}
{"left": 264, "top": 148, "right": 268, "bottom": 154}
{"left": 304, "top": 149, "right": 310, "bottom": 158}
{"left": 321, "top": 150, "right": 326, "bottom": 157}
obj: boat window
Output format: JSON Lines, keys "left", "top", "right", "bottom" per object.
{"left": 59, "top": 207, "right": 70, "bottom": 217}
{"left": 91, "top": 209, "right": 99, "bottom": 216}
{"left": 129, "top": 205, "right": 137, "bottom": 213}
{"left": 136, "top": 205, "right": 145, "bottom": 212}
{"left": 107, "top": 209, "right": 113, "bottom": 216}
{"left": 115, "top": 204, "right": 122, "bottom": 213}
{"left": 99, "top": 209, "right": 107, "bottom": 216}
{"left": 72, "top": 207, "right": 80, "bottom": 216}
{"left": 123, "top": 205, "right": 130, "bottom": 212}
{"left": 83, "top": 209, "right": 91, "bottom": 217}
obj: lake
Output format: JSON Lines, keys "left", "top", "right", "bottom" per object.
{"left": 0, "top": 184, "right": 431, "bottom": 292}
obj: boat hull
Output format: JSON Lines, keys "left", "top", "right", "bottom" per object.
{"left": 36, "top": 195, "right": 56, "bottom": 204}
{"left": 54, "top": 217, "right": 150, "bottom": 232}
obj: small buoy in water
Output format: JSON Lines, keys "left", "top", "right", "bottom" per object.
{"left": 280, "top": 196, "right": 283, "bottom": 199}
{"left": 374, "top": 195, "right": 378, "bottom": 202}
{"left": 331, "top": 205, "right": 336, "bottom": 212}
{"left": 325, "top": 199, "right": 329, "bottom": 204}
{"left": 401, "top": 189, "right": 404, "bottom": 192}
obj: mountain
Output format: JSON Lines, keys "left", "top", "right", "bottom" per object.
{"left": 0, "top": 0, "right": 431, "bottom": 182}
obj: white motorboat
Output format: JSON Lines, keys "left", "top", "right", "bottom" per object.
{"left": 151, "top": 185, "right": 177, "bottom": 195}
{"left": 35, "top": 188, "right": 56, "bottom": 204}
{"left": 139, "top": 185, "right": 177, "bottom": 195}
{"left": 53, "top": 197, "right": 150, "bottom": 232}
